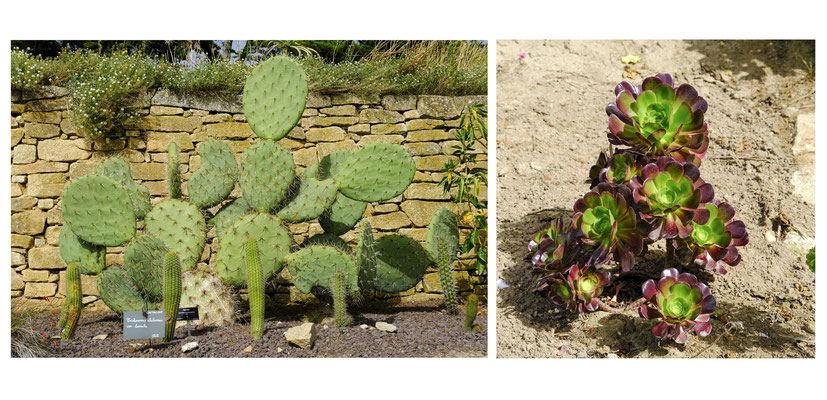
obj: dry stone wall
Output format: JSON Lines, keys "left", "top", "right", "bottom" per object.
{"left": 10, "top": 86, "right": 488, "bottom": 311}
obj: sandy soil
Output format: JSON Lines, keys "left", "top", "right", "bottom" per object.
{"left": 24, "top": 300, "right": 486, "bottom": 358}
{"left": 496, "top": 40, "right": 815, "bottom": 358}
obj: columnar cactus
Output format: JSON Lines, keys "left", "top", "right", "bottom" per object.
{"left": 464, "top": 294, "right": 479, "bottom": 331}
{"left": 245, "top": 237, "right": 265, "bottom": 340}
{"left": 167, "top": 142, "right": 181, "bottom": 199}
{"left": 60, "top": 262, "right": 82, "bottom": 340}
{"left": 163, "top": 251, "right": 182, "bottom": 342}
{"left": 437, "top": 240, "right": 459, "bottom": 314}
{"left": 332, "top": 269, "right": 350, "bottom": 332}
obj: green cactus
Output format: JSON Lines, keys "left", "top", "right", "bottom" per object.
{"left": 215, "top": 213, "right": 291, "bottom": 288}
{"left": 163, "top": 251, "right": 182, "bottom": 342}
{"left": 277, "top": 164, "right": 338, "bottom": 222}
{"left": 426, "top": 208, "right": 460, "bottom": 262}
{"left": 60, "top": 262, "right": 83, "bottom": 340}
{"left": 437, "top": 239, "right": 459, "bottom": 314}
{"left": 239, "top": 140, "right": 296, "bottom": 213}
{"left": 318, "top": 150, "right": 367, "bottom": 235}
{"left": 95, "top": 158, "right": 151, "bottom": 219}
{"left": 58, "top": 225, "right": 105, "bottom": 275}
{"left": 210, "top": 197, "right": 251, "bottom": 241}
{"left": 124, "top": 234, "right": 167, "bottom": 301}
{"left": 62, "top": 175, "right": 136, "bottom": 247}
{"left": 373, "top": 235, "right": 430, "bottom": 293}
{"left": 335, "top": 143, "right": 416, "bottom": 202}
{"left": 245, "top": 237, "right": 265, "bottom": 340}
{"left": 98, "top": 264, "right": 161, "bottom": 315}
{"left": 287, "top": 245, "right": 359, "bottom": 295}
{"left": 243, "top": 56, "right": 308, "bottom": 141}
{"left": 356, "top": 221, "right": 378, "bottom": 293}
{"left": 145, "top": 199, "right": 206, "bottom": 272}
{"left": 464, "top": 294, "right": 480, "bottom": 331}
{"left": 303, "top": 234, "right": 352, "bottom": 254}
{"left": 168, "top": 142, "right": 181, "bottom": 199}
{"left": 333, "top": 269, "right": 350, "bottom": 332}
{"left": 188, "top": 140, "right": 237, "bottom": 208}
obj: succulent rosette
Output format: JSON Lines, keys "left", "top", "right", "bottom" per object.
{"left": 639, "top": 268, "right": 716, "bottom": 343}
{"left": 537, "top": 264, "right": 611, "bottom": 313}
{"left": 679, "top": 200, "right": 749, "bottom": 275}
{"left": 573, "top": 182, "right": 646, "bottom": 270}
{"left": 630, "top": 156, "right": 714, "bottom": 240}
{"left": 528, "top": 216, "right": 583, "bottom": 274}
{"left": 606, "top": 74, "right": 709, "bottom": 166}
{"left": 591, "top": 150, "right": 649, "bottom": 188}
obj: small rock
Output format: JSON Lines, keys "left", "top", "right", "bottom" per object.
{"left": 577, "top": 350, "right": 588, "bottom": 358}
{"left": 360, "top": 324, "right": 369, "bottom": 329}
{"left": 804, "top": 321, "right": 816, "bottom": 334}
{"left": 92, "top": 334, "right": 108, "bottom": 340}
{"left": 277, "top": 347, "right": 283, "bottom": 353}
{"left": 322, "top": 325, "right": 328, "bottom": 330}
{"left": 51, "top": 335, "right": 61, "bottom": 340}
{"left": 606, "top": 353, "right": 618, "bottom": 359}
{"left": 284, "top": 322, "right": 317, "bottom": 349}
{"left": 244, "top": 345, "right": 252, "bottom": 353}
{"left": 181, "top": 341, "right": 199, "bottom": 353}
{"left": 376, "top": 322, "right": 397, "bottom": 333}
{"left": 765, "top": 231, "right": 776, "bottom": 243}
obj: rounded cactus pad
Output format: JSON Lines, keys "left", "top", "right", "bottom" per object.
{"left": 210, "top": 197, "right": 252, "bottom": 241}
{"left": 286, "top": 245, "right": 359, "bottom": 295}
{"left": 124, "top": 234, "right": 168, "bottom": 300}
{"left": 95, "top": 158, "right": 151, "bottom": 219}
{"left": 188, "top": 140, "right": 237, "bottom": 209}
{"left": 62, "top": 175, "right": 136, "bottom": 247}
{"left": 98, "top": 264, "right": 161, "bottom": 314}
{"left": 318, "top": 149, "right": 367, "bottom": 235}
{"left": 215, "top": 213, "right": 291, "bottom": 288}
{"left": 335, "top": 143, "right": 415, "bottom": 202}
{"left": 373, "top": 234, "right": 430, "bottom": 293}
{"left": 178, "top": 270, "right": 237, "bottom": 328}
{"left": 277, "top": 164, "right": 338, "bottom": 222}
{"left": 318, "top": 150, "right": 351, "bottom": 180}
{"left": 240, "top": 140, "right": 295, "bottom": 213}
{"left": 425, "top": 207, "right": 460, "bottom": 263}
{"left": 243, "top": 56, "right": 308, "bottom": 140}
{"left": 58, "top": 225, "right": 105, "bottom": 275}
{"left": 303, "top": 234, "right": 352, "bottom": 254}
{"left": 144, "top": 199, "right": 206, "bottom": 272}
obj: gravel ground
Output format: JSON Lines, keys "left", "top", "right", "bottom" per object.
{"left": 28, "top": 300, "right": 486, "bottom": 358}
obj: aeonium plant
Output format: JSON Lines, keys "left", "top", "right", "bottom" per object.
{"left": 527, "top": 73, "right": 748, "bottom": 346}
{"left": 606, "top": 73, "right": 709, "bottom": 166}
{"left": 639, "top": 268, "right": 716, "bottom": 344}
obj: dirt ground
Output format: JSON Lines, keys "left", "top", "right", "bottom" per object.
{"left": 19, "top": 300, "right": 486, "bottom": 358}
{"left": 496, "top": 40, "right": 815, "bottom": 358}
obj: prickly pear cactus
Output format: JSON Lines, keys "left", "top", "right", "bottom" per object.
{"left": 245, "top": 238, "right": 264, "bottom": 340}
{"left": 210, "top": 197, "right": 251, "bottom": 241}
{"left": 163, "top": 251, "right": 182, "bottom": 342}
{"left": 215, "top": 213, "right": 291, "bottom": 288}
{"left": 287, "top": 246, "right": 359, "bottom": 295}
{"left": 239, "top": 140, "right": 295, "bottom": 213}
{"left": 62, "top": 175, "right": 136, "bottom": 247}
{"left": 98, "top": 264, "right": 161, "bottom": 314}
{"left": 303, "top": 234, "right": 352, "bottom": 254}
{"left": 335, "top": 143, "right": 416, "bottom": 202}
{"left": 188, "top": 140, "right": 237, "bottom": 208}
{"left": 372, "top": 235, "right": 430, "bottom": 293}
{"left": 144, "top": 199, "right": 206, "bottom": 272}
{"left": 243, "top": 56, "right": 308, "bottom": 141}
{"left": 178, "top": 270, "right": 236, "bottom": 328}
{"left": 58, "top": 225, "right": 105, "bottom": 275}
{"left": 425, "top": 207, "right": 459, "bottom": 262}
{"left": 277, "top": 164, "right": 338, "bottom": 222}
{"left": 95, "top": 158, "right": 151, "bottom": 219}
{"left": 123, "top": 234, "right": 167, "bottom": 300}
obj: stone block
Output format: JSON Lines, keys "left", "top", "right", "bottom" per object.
{"left": 401, "top": 200, "right": 468, "bottom": 227}
{"left": 11, "top": 251, "right": 26, "bottom": 266}
{"left": 406, "top": 119, "right": 444, "bottom": 131}
{"left": 37, "top": 139, "right": 91, "bottom": 161}
{"left": 404, "top": 142, "right": 442, "bottom": 156}
{"left": 202, "top": 113, "right": 232, "bottom": 123}
{"left": 405, "top": 129, "right": 454, "bottom": 142}
{"left": 150, "top": 105, "right": 184, "bottom": 116}
{"left": 24, "top": 122, "right": 61, "bottom": 139}
{"left": 11, "top": 271, "right": 25, "bottom": 291}
{"left": 303, "top": 116, "right": 359, "bottom": 128}
{"left": 306, "top": 127, "right": 345, "bottom": 142}
{"left": 347, "top": 124, "right": 371, "bottom": 134}
{"left": 320, "top": 105, "right": 357, "bottom": 116}
{"left": 152, "top": 89, "right": 243, "bottom": 114}
{"left": 11, "top": 234, "right": 35, "bottom": 249}
{"left": 358, "top": 135, "right": 404, "bottom": 145}
{"left": 26, "top": 97, "right": 69, "bottom": 112}
{"left": 11, "top": 183, "right": 24, "bottom": 197}
{"left": 45, "top": 226, "right": 60, "bottom": 245}
{"left": 26, "top": 173, "right": 68, "bottom": 198}
{"left": 381, "top": 95, "right": 417, "bottom": 111}
{"left": 11, "top": 210, "right": 47, "bottom": 235}
{"left": 11, "top": 161, "right": 69, "bottom": 175}
{"left": 24, "top": 282, "right": 57, "bottom": 298}
{"left": 404, "top": 183, "right": 450, "bottom": 200}
{"left": 28, "top": 246, "right": 65, "bottom": 270}
{"left": 141, "top": 115, "right": 200, "bottom": 132}
{"left": 130, "top": 163, "right": 167, "bottom": 180}
{"left": 306, "top": 92, "right": 331, "bottom": 108}
{"left": 316, "top": 140, "right": 357, "bottom": 159}
{"left": 369, "top": 212, "right": 412, "bottom": 230}
{"left": 146, "top": 131, "right": 195, "bottom": 152}
{"left": 206, "top": 122, "right": 254, "bottom": 139}
{"left": 417, "top": 96, "right": 462, "bottom": 119}
{"left": 331, "top": 93, "right": 380, "bottom": 105}
{"left": 293, "top": 147, "right": 318, "bottom": 167}
{"left": 371, "top": 123, "right": 407, "bottom": 135}
{"left": 12, "top": 128, "right": 25, "bottom": 147}
{"left": 22, "top": 111, "right": 62, "bottom": 124}
{"left": 12, "top": 144, "right": 36, "bottom": 164}
{"left": 22, "top": 269, "right": 51, "bottom": 282}
{"left": 359, "top": 109, "right": 404, "bottom": 124}
{"left": 414, "top": 155, "right": 458, "bottom": 171}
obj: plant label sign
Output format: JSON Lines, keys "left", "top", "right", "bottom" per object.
{"left": 176, "top": 307, "right": 199, "bottom": 321}
{"left": 123, "top": 310, "right": 165, "bottom": 340}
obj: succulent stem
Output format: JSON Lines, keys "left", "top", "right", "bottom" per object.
{"left": 463, "top": 294, "right": 479, "bottom": 331}
{"left": 594, "top": 297, "right": 647, "bottom": 313}
{"left": 437, "top": 239, "right": 459, "bottom": 314}
{"left": 245, "top": 237, "right": 264, "bottom": 340}
{"left": 163, "top": 251, "right": 182, "bottom": 342}
{"left": 60, "top": 262, "right": 82, "bottom": 340}
{"left": 333, "top": 269, "right": 350, "bottom": 332}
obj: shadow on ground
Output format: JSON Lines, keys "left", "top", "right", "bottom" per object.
{"left": 686, "top": 40, "right": 815, "bottom": 81}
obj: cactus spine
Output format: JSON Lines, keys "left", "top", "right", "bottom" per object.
{"left": 437, "top": 239, "right": 459, "bottom": 314}
{"left": 246, "top": 237, "right": 264, "bottom": 340}
{"left": 61, "top": 262, "right": 82, "bottom": 340}
{"left": 168, "top": 142, "right": 181, "bottom": 199}
{"left": 163, "top": 252, "right": 182, "bottom": 342}
{"left": 464, "top": 294, "right": 480, "bottom": 331}
{"left": 333, "top": 269, "right": 350, "bottom": 332}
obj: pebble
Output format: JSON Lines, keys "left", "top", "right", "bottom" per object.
{"left": 244, "top": 345, "right": 252, "bottom": 353}
{"left": 92, "top": 334, "right": 108, "bottom": 340}
{"left": 181, "top": 341, "right": 199, "bottom": 353}
{"left": 577, "top": 350, "right": 588, "bottom": 358}
{"left": 376, "top": 322, "right": 397, "bottom": 333}
{"left": 277, "top": 347, "right": 283, "bottom": 353}
{"left": 804, "top": 321, "right": 816, "bottom": 334}
{"left": 606, "top": 353, "right": 618, "bottom": 359}
{"left": 360, "top": 324, "right": 369, "bottom": 329}
{"left": 765, "top": 231, "right": 776, "bottom": 243}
